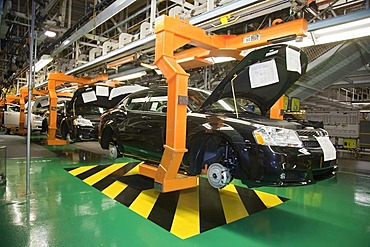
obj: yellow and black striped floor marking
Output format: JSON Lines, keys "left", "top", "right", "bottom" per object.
{"left": 65, "top": 162, "right": 288, "bottom": 239}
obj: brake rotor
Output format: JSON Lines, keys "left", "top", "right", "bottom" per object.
{"left": 207, "top": 163, "right": 231, "bottom": 189}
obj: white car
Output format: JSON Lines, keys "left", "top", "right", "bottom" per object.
{"left": 3, "top": 101, "right": 45, "bottom": 132}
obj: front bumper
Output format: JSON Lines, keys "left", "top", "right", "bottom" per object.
{"left": 73, "top": 125, "right": 99, "bottom": 140}
{"left": 240, "top": 145, "right": 337, "bottom": 187}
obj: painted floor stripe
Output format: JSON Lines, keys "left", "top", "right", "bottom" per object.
{"left": 255, "top": 190, "right": 283, "bottom": 208}
{"left": 199, "top": 179, "right": 226, "bottom": 233}
{"left": 219, "top": 185, "right": 249, "bottom": 223}
{"left": 76, "top": 165, "right": 109, "bottom": 180}
{"left": 69, "top": 165, "right": 97, "bottom": 176}
{"left": 65, "top": 163, "right": 289, "bottom": 240}
{"left": 92, "top": 176, "right": 116, "bottom": 191}
{"left": 236, "top": 186, "right": 267, "bottom": 215}
{"left": 124, "top": 161, "right": 143, "bottom": 176}
{"left": 129, "top": 189, "right": 160, "bottom": 218}
{"left": 148, "top": 191, "right": 180, "bottom": 231}
{"left": 115, "top": 186, "right": 142, "bottom": 207}
{"left": 171, "top": 187, "right": 200, "bottom": 239}
{"left": 102, "top": 181, "right": 128, "bottom": 199}
{"left": 83, "top": 163, "right": 126, "bottom": 185}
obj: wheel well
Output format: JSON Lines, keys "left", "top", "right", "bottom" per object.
{"left": 185, "top": 133, "right": 238, "bottom": 176}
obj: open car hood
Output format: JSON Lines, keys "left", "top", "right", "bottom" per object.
{"left": 200, "top": 44, "right": 308, "bottom": 115}
{"left": 70, "top": 84, "right": 147, "bottom": 109}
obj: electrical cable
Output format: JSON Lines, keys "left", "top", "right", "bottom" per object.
{"left": 230, "top": 74, "right": 239, "bottom": 119}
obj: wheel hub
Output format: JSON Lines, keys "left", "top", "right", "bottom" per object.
{"left": 207, "top": 163, "right": 231, "bottom": 189}
{"left": 109, "top": 144, "right": 118, "bottom": 159}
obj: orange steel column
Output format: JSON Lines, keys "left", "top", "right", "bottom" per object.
{"left": 270, "top": 95, "right": 285, "bottom": 120}
{"left": 18, "top": 87, "right": 28, "bottom": 135}
{"left": 47, "top": 77, "right": 67, "bottom": 145}
{"left": 139, "top": 17, "right": 199, "bottom": 192}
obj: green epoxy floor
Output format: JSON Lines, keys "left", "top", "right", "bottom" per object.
{"left": 1, "top": 135, "right": 370, "bottom": 246}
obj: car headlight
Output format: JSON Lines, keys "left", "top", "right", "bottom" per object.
{"left": 253, "top": 126, "right": 303, "bottom": 147}
{"left": 33, "top": 115, "right": 43, "bottom": 121}
{"left": 73, "top": 116, "right": 93, "bottom": 127}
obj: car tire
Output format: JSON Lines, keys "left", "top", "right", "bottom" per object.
{"left": 61, "top": 123, "right": 74, "bottom": 143}
{"left": 61, "top": 123, "right": 68, "bottom": 140}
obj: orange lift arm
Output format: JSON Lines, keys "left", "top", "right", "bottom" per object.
{"left": 139, "top": 15, "right": 307, "bottom": 193}
{"left": 46, "top": 72, "right": 108, "bottom": 145}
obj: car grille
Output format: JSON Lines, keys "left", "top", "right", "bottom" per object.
{"left": 303, "top": 141, "right": 320, "bottom": 148}
{"left": 296, "top": 129, "right": 325, "bottom": 137}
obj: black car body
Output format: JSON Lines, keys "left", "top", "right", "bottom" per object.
{"left": 60, "top": 84, "right": 146, "bottom": 142}
{"left": 99, "top": 45, "right": 337, "bottom": 188}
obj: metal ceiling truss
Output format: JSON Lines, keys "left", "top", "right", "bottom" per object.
{"left": 1, "top": 0, "right": 370, "bottom": 111}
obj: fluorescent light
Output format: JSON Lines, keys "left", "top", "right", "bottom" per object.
{"left": 313, "top": 17, "right": 370, "bottom": 44}
{"left": 45, "top": 30, "right": 56, "bottom": 37}
{"left": 282, "top": 11, "right": 370, "bottom": 48}
{"left": 154, "top": 69, "right": 163, "bottom": 75}
{"left": 140, "top": 62, "right": 157, "bottom": 70}
{"left": 204, "top": 57, "right": 236, "bottom": 64}
{"left": 351, "top": 101, "right": 370, "bottom": 105}
{"left": 63, "top": 39, "right": 70, "bottom": 45}
{"left": 33, "top": 55, "right": 53, "bottom": 72}
{"left": 113, "top": 71, "right": 147, "bottom": 81}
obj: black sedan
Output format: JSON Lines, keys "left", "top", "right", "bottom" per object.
{"left": 98, "top": 45, "right": 337, "bottom": 188}
{"left": 60, "top": 84, "right": 146, "bottom": 142}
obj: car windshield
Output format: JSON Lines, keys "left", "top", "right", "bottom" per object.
{"left": 75, "top": 105, "right": 106, "bottom": 115}
{"left": 188, "top": 90, "right": 262, "bottom": 115}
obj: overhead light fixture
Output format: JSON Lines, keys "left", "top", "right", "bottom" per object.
{"left": 312, "top": 17, "right": 370, "bottom": 44}
{"left": 33, "top": 55, "right": 53, "bottom": 72}
{"left": 204, "top": 57, "right": 236, "bottom": 64}
{"left": 62, "top": 39, "right": 70, "bottom": 45}
{"left": 155, "top": 69, "right": 163, "bottom": 75}
{"left": 45, "top": 30, "right": 56, "bottom": 38}
{"left": 140, "top": 63, "right": 162, "bottom": 74}
{"left": 113, "top": 71, "right": 147, "bottom": 81}
{"left": 284, "top": 9, "right": 370, "bottom": 47}
{"left": 351, "top": 101, "right": 370, "bottom": 105}
{"left": 140, "top": 62, "right": 157, "bottom": 70}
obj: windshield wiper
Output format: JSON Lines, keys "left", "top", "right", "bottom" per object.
{"left": 204, "top": 108, "right": 235, "bottom": 113}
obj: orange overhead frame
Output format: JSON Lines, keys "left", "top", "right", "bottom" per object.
{"left": 5, "top": 94, "right": 18, "bottom": 104}
{"left": 139, "top": 15, "right": 308, "bottom": 192}
{"left": 46, "top": 72, "right": 108, "bottom": 145}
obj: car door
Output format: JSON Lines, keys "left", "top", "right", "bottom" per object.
{"left": 137, "top": 90, "right": 168, "bottom": 160}
{"left": 4, "top": 104, "right": 20, "bottom": 127}
{"left": 117, "top": 91, "right": 150, "bottom": 157}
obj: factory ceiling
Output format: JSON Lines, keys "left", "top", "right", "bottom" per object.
{"left": 0, "top": 0, "right": 369, "bottom": 111}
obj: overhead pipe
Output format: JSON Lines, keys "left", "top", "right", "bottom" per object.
{"left": 0, "top": 0, "right": 4, "bottom": 24}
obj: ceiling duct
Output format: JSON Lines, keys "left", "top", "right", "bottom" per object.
{"left": 287, "top": 37, "right": 370, "bottom": 101}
